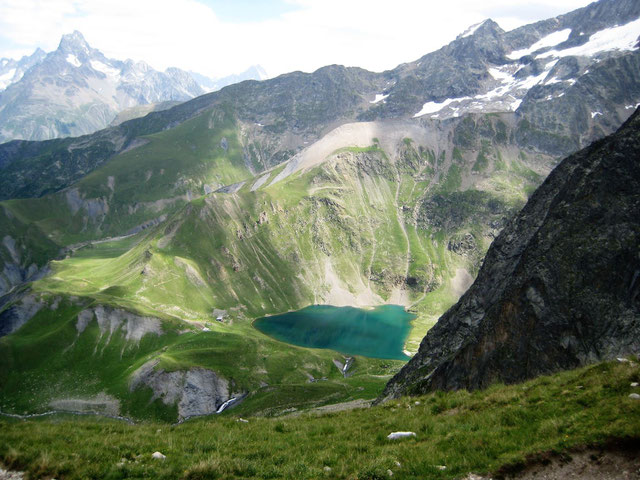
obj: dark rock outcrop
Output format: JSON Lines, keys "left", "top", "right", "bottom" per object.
{"left": 379, "top": 109, "right": 640, "bottom": 401}
{"left": 0, "top": 293, "right": 44, "bottom": 337}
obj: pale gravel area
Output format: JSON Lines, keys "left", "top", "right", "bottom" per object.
{"left": 269, "top": 120, "right": 441, "bottom": 186}
{"left": 451, "top": 268, "right": 474, "bottom": 297}
{"left": 320, "top": 259, "right": 384, "bottom": 307}
{"left": 0, "top": 468, "right": 23, "bottom": 480}
{"left": 284, "top": 399, "right": 372, "bottom": 418}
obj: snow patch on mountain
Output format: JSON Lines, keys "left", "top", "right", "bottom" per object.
{"left": 537, "top": 18, "right": 640, "bottom": 59}
{"left": 66, "top": 54, "right": 81, "bottom": 67}
{"left": 90, "top": 60, "right": 121, "bottom": 79}
{"left": 370, "top": 93, "right": 389, "bottom": 104}
{"left": 507, "top": 29, "right": 572, "bottom": 59}
{"left": 0, "top": 68, "right": 16, "bottom": 90}
{"left": 415, "top": 60, "right": 560, "bottom": 118}
{"left": 488, "top": 66, "right": 520, "bottom": 81}
{"left": 414, "top": 97, "right": 471, "bottom": 117}
{"left": 460, "top": 20, "right": 488, "bottom": 38}
{"left": 480, "top": 60, "right": 558, "bottom": 97}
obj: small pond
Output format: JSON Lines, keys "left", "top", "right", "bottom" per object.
{"left": 253, "top": 304, "right": 414, "bottom": 360}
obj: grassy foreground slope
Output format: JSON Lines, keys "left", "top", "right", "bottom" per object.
{"left": 1, "top": 360, "right": 638, "bottom": 479}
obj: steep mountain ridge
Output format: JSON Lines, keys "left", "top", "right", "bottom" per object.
{"left": 380, "top": 108, "right": 640, "bottom": 401}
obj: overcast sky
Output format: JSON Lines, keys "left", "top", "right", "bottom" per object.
{"left": 0, "top": 0, "right": 596, "bottom": 79}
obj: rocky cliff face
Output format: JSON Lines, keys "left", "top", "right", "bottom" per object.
{"left": 379, "top": 108, "right": 640, "bottom": 401}
{"left": 129, "top": 360, "right": 232, "bottom": 421}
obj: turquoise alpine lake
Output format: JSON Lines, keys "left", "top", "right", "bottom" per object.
{"left": 253, "top": 304, "right": 415, "bottom": 360}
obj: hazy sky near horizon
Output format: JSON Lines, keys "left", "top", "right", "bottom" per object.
{"left": 0, "top": 0, "right": 596, "bottom": 79}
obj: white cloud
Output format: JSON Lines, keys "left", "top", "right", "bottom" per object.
{"left": 0, "top": 0, "right": 596, "bottom": 79}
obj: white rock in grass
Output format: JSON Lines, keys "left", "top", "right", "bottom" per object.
{"left": 629, "top": 393, "right": 640, "bottom": 400}
{"left": 387, "top": 431, "right": 416, "bottom": 440}
{"left": 631, "top": 382, "right": 639, "bottom": 387}
{"left": 151, "top": 451, "right": 166, "bottom": 460}
{"left": 0, "top": 468, "right": 24, "bottom": 479}
{"left": 617, "top": 357, "right": 636, "bottom": 365}
{"left": 436, "top": 465, "right": 447, "bottom": 470}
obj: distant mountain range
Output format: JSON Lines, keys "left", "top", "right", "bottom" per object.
{"left": 191, "top": 65, "right": 268, "bottom": 93}
{"left": 0, "top": 31, "right": 267, "bottom": 142}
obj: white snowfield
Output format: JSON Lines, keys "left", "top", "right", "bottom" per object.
{"left": 90, "top": 60, "right": 121, "bottom": 80}
{"left": 460, "top": 20, "right": 488, "bottom": 39}
{"left": 507, "top": 29, "right": 572, "bottom": 60}
{"left": 414, "top": 17, "right": 640, "bottom": 120}
{"left": 414, "top": 59, "right": 560, "bottom": 119}
{"left": 370, "top": 93, "right": 389, "bottom": 104}
{"left": 537, "top": 17, "right": 640, "bottom": 59}
{"left": 413, "top": 97, "right": 472, "bottom": 117}
{"left": 66, "top": 54, "right": 81, "bottom": 67}
{"left": 0, "top": 68, "right": 16, "bottom": 90}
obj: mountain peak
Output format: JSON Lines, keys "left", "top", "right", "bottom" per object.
{"left": 458, "top": 18, "right": 503, "bottom": 39}
{"left": 246, "top": 64, "right": 268, "bottom": 80}
{"left": 58, "top": 30, "right": 90, "bottom": 53}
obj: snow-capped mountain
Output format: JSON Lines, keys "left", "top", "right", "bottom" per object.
{"left": 364, "top": 0, "right": 640, "bottom": 154}
{"left": 0, "top": 31, "right": 207, "bottom": 142}
{"left": 192, "top": 65, "right": 269, "bottom": 93}
{"left": 407, "top": 14, "right": 640, "bottom": 120}
{"left": 0, "top": 48, "right": 47, "bottom": 91}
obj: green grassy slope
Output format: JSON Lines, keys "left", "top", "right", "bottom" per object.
{"left": 0, "top": 286, "right": 402, "bottom": 421}
{"left": 0, "top": 105, "right": 257, "bottom": 295}
{"left": 1, "top": 360, "right": 638, "bottom": 479}
{"left": 3, "top": 105, "right": 251, "bottom": 246}
{"left": 0, "top": 115, "right": 553, "bottom": 421}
